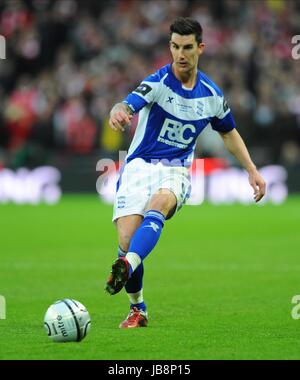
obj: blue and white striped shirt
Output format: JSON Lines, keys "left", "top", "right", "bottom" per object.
{"left": 123, "top": 63, "right": 236, "bottom": 167}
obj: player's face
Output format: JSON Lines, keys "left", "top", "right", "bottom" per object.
{"left": 170, "top": 33, "right": 205, "bottom": 74}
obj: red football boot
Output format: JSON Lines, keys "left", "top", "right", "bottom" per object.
{"left": 119, "top": 307, "right": 148, "bottom": 329}
{"left": 105, "top": 257, "right": 130, "bottom": 295}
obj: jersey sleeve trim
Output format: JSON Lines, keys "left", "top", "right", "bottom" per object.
{"left": 210, "top": 112, "right": 236, "bottom": 133}
{"left": 123, "top": 80, "right": 159, "bottom": 114}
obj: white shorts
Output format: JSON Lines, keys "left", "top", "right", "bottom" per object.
{"left": 112, "top": 158, "right": 191, "bottom": 222}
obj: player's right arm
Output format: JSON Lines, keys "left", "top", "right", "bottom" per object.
{"left": 109, "top": 103, "right": 133, "bottom": 132}
{"left": 109, "top": 72, "right": 159, "bottom": 132}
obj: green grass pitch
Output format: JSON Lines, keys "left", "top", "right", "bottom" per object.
{"left": 0, "top": 195, "right": 300, "bottom": 360}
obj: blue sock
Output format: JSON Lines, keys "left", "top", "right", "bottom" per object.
{"left": 118, "top": 246, "right": 144, "bottom": 296}
{"left": 128, "top": 210, "right": 165, "bottom": 262}
{"left": 130, "top": 302, "right": 147, "bottom": 312}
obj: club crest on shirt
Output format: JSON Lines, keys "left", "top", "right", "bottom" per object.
{"left": 196, "top": 101, "right": 204, "bottom": 116}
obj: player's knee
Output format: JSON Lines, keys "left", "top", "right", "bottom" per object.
{"left": 116, "top": 215, "right": 143, "bottom": 251}
{"left": 118, "top": 229, "right": 134, "bottom": 252}
{"left": 148, "top": 191, "right": 177, "bottom": 216}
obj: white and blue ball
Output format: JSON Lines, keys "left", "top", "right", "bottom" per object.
{"left": 44, "top": 299, "right": 91, "bottom": 342}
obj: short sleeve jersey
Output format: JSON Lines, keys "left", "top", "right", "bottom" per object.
{"left": 123, "top": 64, "right": 236, "bottom": 167}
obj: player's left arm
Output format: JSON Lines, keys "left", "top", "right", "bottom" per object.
{"left": 219, "top": 129, "right": 266, "bottom": 202}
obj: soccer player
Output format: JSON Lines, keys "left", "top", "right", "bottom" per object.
{"left": 105, "top": 17, "right": 266, "bottom": 328}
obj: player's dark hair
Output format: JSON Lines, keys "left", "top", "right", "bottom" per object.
{"left": 170, "top": 17, "right": 203, "bottom": 44}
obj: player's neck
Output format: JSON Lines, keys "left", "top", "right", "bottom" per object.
{"left": 171, "top": 64, "right": 198, "bottom": 89}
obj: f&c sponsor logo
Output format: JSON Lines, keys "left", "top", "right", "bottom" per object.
{"left": 158, "top": 118, "right": 196, "bottom": 148}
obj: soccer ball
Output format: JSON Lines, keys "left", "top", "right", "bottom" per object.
{"left": 44, "top": 299, "right": 91, "bottom": 342}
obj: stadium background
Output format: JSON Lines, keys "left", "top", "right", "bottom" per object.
{"left": 0, "top": 0, "right": 300, "bottom": 360}
{"left": 0, "top": 0, "right": 299, "bottom": 194}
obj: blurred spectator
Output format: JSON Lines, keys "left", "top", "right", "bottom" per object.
{"left": 53, "top": 96, "right": 97, "bottom": 154}
{"left": 280, "top": 140, "right": 300, "bottom": 166}
{"left": 3, "top": 75, "right": 39, "bottom": 150}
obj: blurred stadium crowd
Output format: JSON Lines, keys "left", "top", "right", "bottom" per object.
{"left": 0, "top": 0, "right": 299, "bottom": 169}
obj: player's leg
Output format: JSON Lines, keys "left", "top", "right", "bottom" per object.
{"left": 105, "top": 189, "right": 176, "bottom": 296}
{"left": 106, "top": 158, "right": 150, "bottom": 296}
{"left": 123, "top": 166, "right": 191, "bottom": 277}
{"left": 117, "top": 215, "right": 143, "bottom": 252}
{"left": 117, "top": 215, "right": 147, "bottom": 313}
{"left": 107, "top": 214, "right": 149, "bottom": 328}
{"left": 106, "top": 214, "right": 142, "bottom": 295}
{"left": 147, "top": 189, "right": 177, "bottom": 218}
{"left": 123, "top": 189, "right": 176, "bottom": 273}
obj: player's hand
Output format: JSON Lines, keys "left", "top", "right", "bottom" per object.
{"left": 248, "top": 169, "right": 266, "bottom": 202}
{"left": 109, "top": 110, "right": 133, "bottom": 132}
